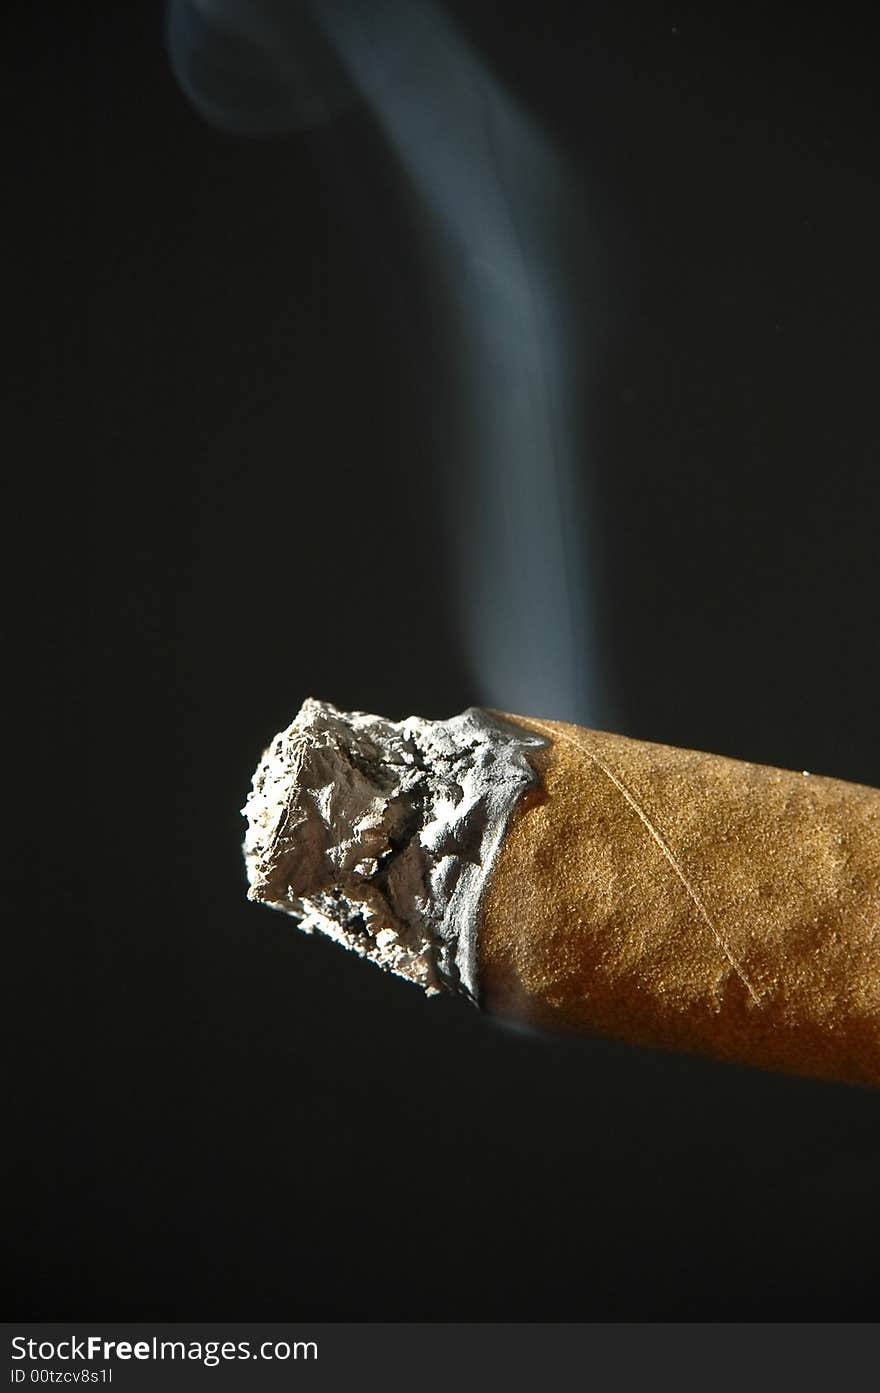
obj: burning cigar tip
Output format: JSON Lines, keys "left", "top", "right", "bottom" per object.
{"left": 242, "top": 697, "right": 547, "bottom": 1000}
{"left": 242, "top": 698, "right": 880, "bottom": 1087}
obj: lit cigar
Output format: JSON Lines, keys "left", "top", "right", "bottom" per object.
{"left": 243, "top": 699, "right": 880, "bottom": 1087}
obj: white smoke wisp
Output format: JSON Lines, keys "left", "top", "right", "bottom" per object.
{"left": 312, "top": 0, "right": 605, "bottom": 724}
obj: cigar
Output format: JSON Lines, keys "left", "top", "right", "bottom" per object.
{"left": 242, "top": 699, "right": 880, "bottom": 1087}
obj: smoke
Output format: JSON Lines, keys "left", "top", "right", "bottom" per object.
{"left": 167, "top": 0, "right": 606, "bottom": 722}
{"left": 310, "top": 0, "right": 604, "bottom": 723}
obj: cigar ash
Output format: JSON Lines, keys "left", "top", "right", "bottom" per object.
{"left": 243, "top": 698, "right": 547, "bottom": 999}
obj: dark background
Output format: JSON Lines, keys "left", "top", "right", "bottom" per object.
{"left": 11, "top": 1, "right": 880, "bottom": 1318}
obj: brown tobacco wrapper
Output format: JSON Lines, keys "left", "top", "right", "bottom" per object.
{"left": 480, "top": 715, "right": 880, "bottom": 1086}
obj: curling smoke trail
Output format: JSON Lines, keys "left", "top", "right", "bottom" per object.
{"left": 168, "top": 0, "right": 605, "bottom": 723}
{"left": 310, "top": 0, "right": 602, "bottom": 724}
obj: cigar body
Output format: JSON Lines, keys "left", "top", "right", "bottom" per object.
{"left": 481, "top": 715, "right": 880, "bottom": 1086}
{"left": 244, "top": 699, "right": 880, "bottom": 1088}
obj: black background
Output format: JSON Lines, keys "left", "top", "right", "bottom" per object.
{"left": 11, "top": 1, "right": 880, "bottom": 1319}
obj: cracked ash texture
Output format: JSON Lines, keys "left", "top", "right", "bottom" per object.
{"left": 242, "top": 699, "right": 546, "bottom": 999}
